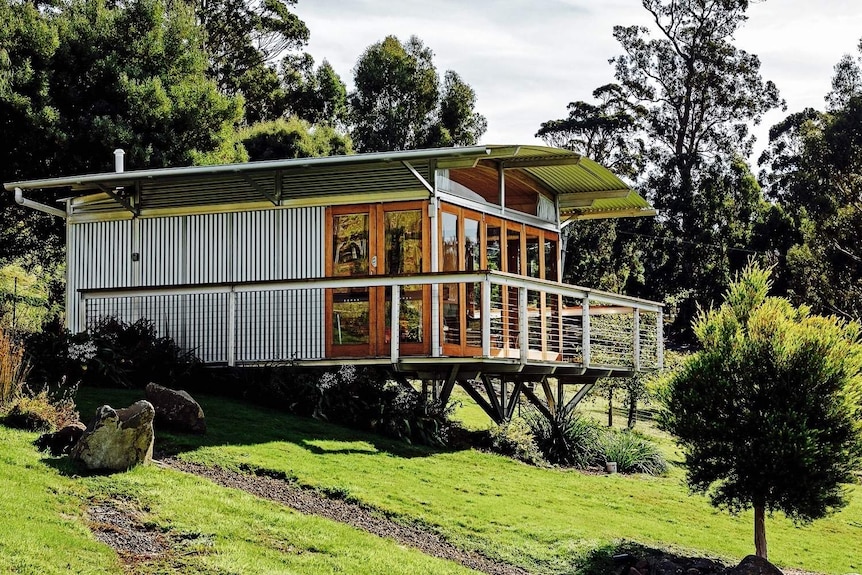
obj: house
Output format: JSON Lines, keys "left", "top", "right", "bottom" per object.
{"left": 5, "top": 145, "right": 663, "bottom": 422}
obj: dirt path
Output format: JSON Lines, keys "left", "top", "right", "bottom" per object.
{"left": 160, "top": 457, "right": 529, "bottom": 575}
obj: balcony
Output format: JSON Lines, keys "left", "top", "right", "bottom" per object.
{"left": 79, "top": 271, "right": 663, "bottom": 379}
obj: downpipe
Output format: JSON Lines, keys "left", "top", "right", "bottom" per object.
{"left": 13, "top": 187, "right": 67, "bottom": 218}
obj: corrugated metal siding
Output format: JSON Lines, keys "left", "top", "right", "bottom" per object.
{"left": 72, "top": 206, "right": 325, "bottom": 363}
{"left": 67, "top": 220, "right": 133, "bottom": 332}
{"left": 188, "top": 213, "right": 233, "bottom": 283}
{"left": 141, "top": 216, "right": 185, "bottom": 285}
{"left": 236, "top": 288, "right": 324, "bottom": 362}
{"left": 283, "top": 206, "right": 324, "bottom": 279}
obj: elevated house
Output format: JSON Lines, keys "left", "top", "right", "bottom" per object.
{"left": 5, "top": 145, "right": 663, "bottom": 422}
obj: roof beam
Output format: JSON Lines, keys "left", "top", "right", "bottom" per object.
{"left": 401, "top": 161, "right": 433, "bottom": 194}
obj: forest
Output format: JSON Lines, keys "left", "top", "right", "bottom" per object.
{"left": 1, "top": 0, "right": 861, "bottom": 343}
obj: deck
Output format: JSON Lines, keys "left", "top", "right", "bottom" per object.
{"left": 79, "top": 270, "right": 663, "bottom": 377}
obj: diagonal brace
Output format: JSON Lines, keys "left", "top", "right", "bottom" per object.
{"left": 240, "top": 173, "right": 279, "bottom": 205}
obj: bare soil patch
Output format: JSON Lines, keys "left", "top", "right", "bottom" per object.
{"left": 87, "top": 499, "right": 167, "bottom": 561}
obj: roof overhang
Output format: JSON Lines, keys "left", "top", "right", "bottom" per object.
{"left": 4, "top": 145, "right": 655, "bottom": 221}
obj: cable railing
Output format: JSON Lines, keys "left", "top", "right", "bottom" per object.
{"left": 79, "top": 271, "right": 663, "bottom": 371}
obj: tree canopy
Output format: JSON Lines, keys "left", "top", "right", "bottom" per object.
{"left": 759, "top": 39, "right": 862, "bottom": 320}
{"left": 660, "top": 263, "right": 862, "bottom": 559}
{"left": 539, "top": 0, "right": 784, "bottom": 337}
{"left": 349, "top": 35, "right": 486, "bottom": 152}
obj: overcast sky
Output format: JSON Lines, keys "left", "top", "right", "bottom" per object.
{"left": 294, "top": 1, "right": 862, "bottom": 165}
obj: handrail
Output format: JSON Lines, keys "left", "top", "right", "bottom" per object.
{"left": 79, "top": 270, "right": 664, "bottom": 312}
{"left": 78, "top": 271, "right": 663, "bottom": 370}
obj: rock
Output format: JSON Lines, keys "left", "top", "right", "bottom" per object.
{"left": 145, "top": 382, "right": 206, "bottom": 434}
{"left": 34, "top": 421, "right": 87, "bottom": 456}
{"left": 71, "top": 401, "right": 155, "bottom": 471}
{"left": 729, "top": 555, "right": 783, "bottom": 575}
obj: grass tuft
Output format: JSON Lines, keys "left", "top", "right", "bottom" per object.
{"left": 600, "top": 429, "right": 668, "bottom": 475}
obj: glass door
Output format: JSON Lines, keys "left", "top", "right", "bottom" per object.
{"left": 381, "top": 207, "right": 428, "bottom": 356}
{"left": 328, "top": 208, "right": 376, "bottom": 357}
{"left": 326, "top": 203, "right": 428, "bottom": 358}
{"left": 440, "top": 206, "right": 485, "bottom": 357}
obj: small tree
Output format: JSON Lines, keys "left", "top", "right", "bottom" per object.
{"left": 660, "top": 263, "right": 862, "bottom": 560}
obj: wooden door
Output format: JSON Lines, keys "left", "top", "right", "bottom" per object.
{"left": 326, "top": 203, "right": 429, "bottom": 358}
{"left": 327, "top": 206, "right": 377, "bottom": 357}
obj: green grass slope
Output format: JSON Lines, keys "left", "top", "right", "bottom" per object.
{"left": 75, "top": 387, "right": 862, "bottom": 575}
{"left": 0, "top": 423, "right": 479, "bottom": 574}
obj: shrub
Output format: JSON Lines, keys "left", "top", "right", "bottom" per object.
{"left": 599, "top": 429, "right": 667, "bottom": 475}
{"left": 0, "top": 326, "right": 29, "bottom": 407}
{"left": 83, "top": 317, "right": 200, "bottom": 388}
{"left": 25, "top": 317, "right": 199, "bottom": 390}
{"left": 526, "top": 407, "right": 603, "bottom": 468}
{"left": 3, "top": 388, "right": 79, "bottom": 432}
{"left": 487, "top": 418, "right": 544, "bottom": 465}
{"left": 315, "top": 365, "right": 453, "bottom": 447}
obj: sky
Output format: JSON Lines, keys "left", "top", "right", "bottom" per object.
{"left": 293, "top": 0, "right": 862, "bottom": 166}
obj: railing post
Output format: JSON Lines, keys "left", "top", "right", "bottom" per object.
{"left": 482, "top": 277, "right": 491, "bottom": 358}
{"left": 391, "top": 284, "right": 400, "bottom": 364}
{"left": 657, "top": 309, "right": 664, "bottom": 369}
{"left": 431, "top": 283, "right": 440, "bottom": 358}
{"left": 79, "top": 293, "right": 88, "bottom": 333}
{"left": 582, "top": 297, "right": 590, "bottom": 367}
{"left": 227, "top": 288, "right": 237, "bottom": 367}
{"left": 633, "top": 307, "right": 641, "bottom": 371}
{"left": 519, "top": 286, "right": 528, "bottom": 364}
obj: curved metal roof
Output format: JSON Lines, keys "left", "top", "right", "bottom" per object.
{"left": 4, "top": 144, "right": 654, "bottom": 220}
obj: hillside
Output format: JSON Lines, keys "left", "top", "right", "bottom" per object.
{"left": 0, "top": 387, "right": 859, "bottom": 574}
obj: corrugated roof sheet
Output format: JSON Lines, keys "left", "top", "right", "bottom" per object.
{"left": 4, "top": 145, "right": 654, "bottom": 219}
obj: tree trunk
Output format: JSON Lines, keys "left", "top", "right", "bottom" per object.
{"left": 627, "top": 395, "right": 637, "bottom": 429}
{"left": 754, "top": 504, "right": 767, "bottom": 559}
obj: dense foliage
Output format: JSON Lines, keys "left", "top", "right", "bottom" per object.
{"left": 25, "top": 317, "right": 199, "bottom": 390}
{"left": 0, "top": 1, "right": 484, "bottom": 272}
{"left": 349, "top": 35, "right": 486, "bottom": 152}
{"left": 660, "top": 264, "right": 862, "bottom": 558}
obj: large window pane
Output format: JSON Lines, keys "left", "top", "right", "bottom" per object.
{"left": 464, "top": 217, "right": 482, "bottom": 347}
{"left": 441, "top": 212, "right": 459, "bottom": 345}
{"left": 333, "top": 288, "right": 369, "bottom": 344}
{"left": 332, "top": 213, "right": 370, "bottom": 346}
{"left": 544, "top": 237, "right": 558, "bottom": 282}
{"left": 506, "top": 227, "right": 521, "bottom": 275}
{"left": 333, "top": 214, "right": 369, "bottom": 276}
{"left": 385, "top": 210, "right": 422, "bottom": 274}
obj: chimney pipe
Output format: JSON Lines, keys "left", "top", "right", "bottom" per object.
{"left": 114, "top": 149, "right": 125, "bottom": 173}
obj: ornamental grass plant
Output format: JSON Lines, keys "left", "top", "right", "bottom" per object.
{"left": 0, "top": 327, "right": 29, "bottom": 409}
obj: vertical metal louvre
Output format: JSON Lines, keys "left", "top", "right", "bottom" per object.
{"left": 75, "top": 206, "right": 325, "bottom": 364}
{"left": 67, "top": 220, "right": 133, "bottom": 332}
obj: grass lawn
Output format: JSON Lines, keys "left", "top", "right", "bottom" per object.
{"left": 0, "top": 418, "right": 480, "bottom": 574}
{"left": 75, "top": 386, "right": 862, "bottom": 575}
